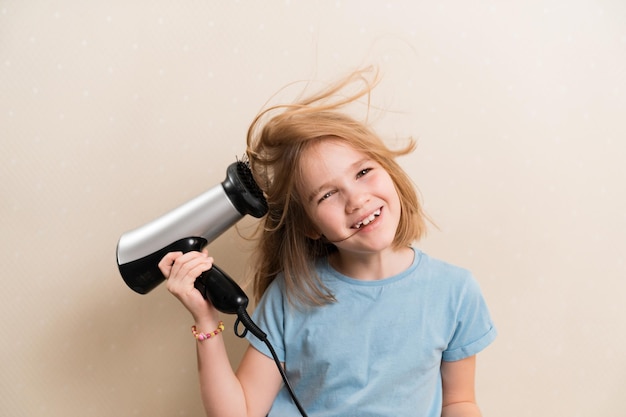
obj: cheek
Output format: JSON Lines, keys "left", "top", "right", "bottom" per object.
{"left": 308, "top": 203, "right": 341, "bottom": 232}
{"left": 373, "top": 174, "right": 398, "bottom": 200}
{"left": 381, "top": 179, "right": 403, "bottom": 214}
{"left": 384, "top": 173, "right": 400, "bottom": 196}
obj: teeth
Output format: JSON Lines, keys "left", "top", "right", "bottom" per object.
{"left": 354, "top": 209, "right": 381, "bottom": 229}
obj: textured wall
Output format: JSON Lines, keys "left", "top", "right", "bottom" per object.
{"left": 1, "top": 1, "right": 625, "bottom": 416}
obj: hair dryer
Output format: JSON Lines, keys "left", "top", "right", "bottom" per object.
{"left": 116, "top": 161, "right": 267, "bottom": 310}
{"left": 116, "top": 161, "right": 308, "bottom": 416}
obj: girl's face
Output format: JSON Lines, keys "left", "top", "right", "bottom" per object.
{"left": 297, "top": 139, "right": 402, "bottom": 256}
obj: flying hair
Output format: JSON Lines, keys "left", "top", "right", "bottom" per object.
{"left": 245, "top": 67, "right": 428, "bottom": 307}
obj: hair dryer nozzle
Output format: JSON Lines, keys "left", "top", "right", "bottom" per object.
{"left": 222, "top": 160, "right": 268, "bottom": 218}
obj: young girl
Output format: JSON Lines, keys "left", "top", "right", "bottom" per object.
{"left": 159, "top": 68, "right": 497, "bottom": 417}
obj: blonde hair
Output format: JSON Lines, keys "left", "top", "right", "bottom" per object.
{"left": 246, "top": 68, "right": 427, "bottom": 307}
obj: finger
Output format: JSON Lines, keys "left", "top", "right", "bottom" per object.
{"left": 158, "top": 251, "right": 183, "bottom": 278}
{"left": 170, "top": 252, "right": 213, "bottom": 283}
{"left": 184, "top": 256, "right": 214, "bottom": 282}
{"left": 166, "top": 257, "right": 214, "bottom": 296}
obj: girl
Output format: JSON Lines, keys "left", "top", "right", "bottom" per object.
{"left": 159, "top": 68, "right": 497, "bottom": 417}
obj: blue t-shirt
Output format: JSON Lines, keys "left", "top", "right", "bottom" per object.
{"left": 246, "top": 248, "right": 497, "bottom": 417}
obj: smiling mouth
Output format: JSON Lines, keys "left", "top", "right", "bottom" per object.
{"left": 352, "top": 208, "right": 382, "bottom": 229}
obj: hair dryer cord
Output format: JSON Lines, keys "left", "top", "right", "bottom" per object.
{"left": 234, "top": 307, "right": 309, "bottom": 417}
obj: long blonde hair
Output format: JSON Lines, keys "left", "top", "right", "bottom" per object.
{"left": 246, "top": 68, "right": 427, "bottom": 307}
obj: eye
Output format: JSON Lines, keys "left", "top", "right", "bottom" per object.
{"left": 356, "top": 168, "right": 372, "bottom": 178}
{"left": 317, "top": 190, "right": 336, "bottom": 204}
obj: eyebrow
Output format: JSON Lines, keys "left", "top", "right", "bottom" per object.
{"left": 306, "top": 158, "right": 370, "bottom": 203}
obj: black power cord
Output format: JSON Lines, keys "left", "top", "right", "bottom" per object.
{"left": 234, "top": 307, "right": 309, "bottom": 417}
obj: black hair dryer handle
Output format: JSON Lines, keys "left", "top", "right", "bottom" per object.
{"left": 158, "top": 236, "right": 249, "bottom": 314}
{"left": 194, "top": 264, "right": 249, "bottom": 315}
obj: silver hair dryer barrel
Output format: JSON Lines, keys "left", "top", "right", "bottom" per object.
{"left": 116, "top": 161, "right": 267, "bottom": 294}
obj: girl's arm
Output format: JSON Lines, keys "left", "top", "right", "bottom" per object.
{"left": 159, "top": 251, "right": 283, "bottom": 417}
{"left": 440, "top": 355, "right": 482, "bottom": 417}
{"left": 195, "top": 329, "right": 283, "bottom": 417}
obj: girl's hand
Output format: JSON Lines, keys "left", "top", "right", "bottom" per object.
{"left": 158, "top": 250, "right": 219, "bottom": 324}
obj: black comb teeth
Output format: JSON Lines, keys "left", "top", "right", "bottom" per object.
{"left": 236, "top": 160, "right": 267, "bottom": 209}
{"left": 222, "top": 159, "right": 268, "bottom": 218}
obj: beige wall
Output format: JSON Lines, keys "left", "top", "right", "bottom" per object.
{"left": 2, "top": 1, "right": 625, "bottom": 415}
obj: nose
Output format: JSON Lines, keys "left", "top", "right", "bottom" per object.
{"left": 344, "top": 187, "right": 368, "bottom": 213}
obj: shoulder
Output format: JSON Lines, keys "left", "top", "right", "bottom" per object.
{"left": 415, "top": 250, "right": 475, "bottom": 286}
{"left": 257, "top": 273, "right": 287, "bottom": 306}
{"left": 411, "top": 250, "right": 490, "bottom": 312}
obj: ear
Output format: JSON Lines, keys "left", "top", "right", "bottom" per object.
{"left": 304, "top": 222, "right": 322, "bottom": 240}
{"left": 301, "top": 216, "right": 322, "bottom": 240}
{"left": 306, "top": 229, "right": 322, "bottom": 240}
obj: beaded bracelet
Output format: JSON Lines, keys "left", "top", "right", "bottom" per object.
{"left": 191, "top": 321, "right": 225, "bottom": 341}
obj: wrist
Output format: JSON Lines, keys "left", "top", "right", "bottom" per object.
{"left": 191, "top": 321, "right": 225, "bottom": 341}
{"left": 192, "top": 313, "right": 221, "bottom": 328}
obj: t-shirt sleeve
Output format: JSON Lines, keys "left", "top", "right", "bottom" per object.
{"left": 245, "top": 278, "right": 287, "bottom": 362}
{"left": 442, "top": 273, "right": 497, "bottom": 362}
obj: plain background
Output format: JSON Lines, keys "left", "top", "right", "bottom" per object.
{"left": 2, "top": 1, "right": 625, "bottom": 416}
